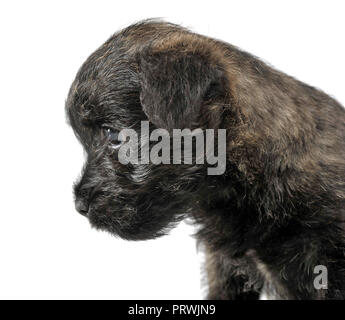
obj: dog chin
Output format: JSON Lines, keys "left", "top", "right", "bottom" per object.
{"left": 86, "top": 206, "right": 175, "bottom": 241}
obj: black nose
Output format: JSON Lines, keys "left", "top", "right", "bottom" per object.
{"left": 75, "top": 199, "right": 89, "bottom": 216}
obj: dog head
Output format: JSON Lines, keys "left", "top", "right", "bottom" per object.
{"left": 66, "top": 20, "right": 233, "bottom": 240}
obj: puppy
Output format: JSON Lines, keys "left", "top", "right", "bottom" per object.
{"left": 66, "top": 20, "right": 345, "bottom": 299}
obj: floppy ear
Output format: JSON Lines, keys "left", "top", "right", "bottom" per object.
{"left": 137, "top": 48, "right": 227, "bottom": 130}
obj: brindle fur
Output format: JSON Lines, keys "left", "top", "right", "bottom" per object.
{"left": 66, "top": 20, "right": 345, "bottom": 299}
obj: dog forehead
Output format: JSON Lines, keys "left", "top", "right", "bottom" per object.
{"left": 66, "top": 20, "right": 196, "bottom": 109}
{"left": 66, "top": 73, "right": 143, "bottom": 138}
{"left": 66, "top": 20, "right": 197, "bottom": 130}
{"left": 67, "top": 53, "right": 136, "bottom": 109}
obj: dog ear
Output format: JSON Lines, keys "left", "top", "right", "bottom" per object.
{"left": 137, "top": 48, "right": 228, "bottom": 130}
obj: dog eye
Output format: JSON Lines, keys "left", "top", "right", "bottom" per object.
{"left": 102, "top": 126, "right": 122, "bottom": 148}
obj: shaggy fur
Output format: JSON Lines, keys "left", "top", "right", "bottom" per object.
{"left": 66, "top": 20, "right": 345, "bottom": 299}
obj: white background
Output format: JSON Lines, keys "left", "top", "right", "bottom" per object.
{"left": 0, "top": 0, "right": 344, "bottom": 299}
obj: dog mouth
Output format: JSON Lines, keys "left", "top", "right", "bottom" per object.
{"left": 75, "top": 198, "right": 89, "bottom": 217}
{"left": 74, "top": 189, "right": 181, "bottom": 241}
{"left": 73, "top": 174, "right": 187, "bottom": 240}
{"left": 74, "top": 182, "right": 103, "bottom": 217}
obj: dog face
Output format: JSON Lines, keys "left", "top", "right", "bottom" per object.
{"left": 66, "top": 21, "right": 230, "bottom": 240}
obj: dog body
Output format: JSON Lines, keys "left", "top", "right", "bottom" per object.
{"left": 66, "top": 20, "right": 345, "bottom": 299}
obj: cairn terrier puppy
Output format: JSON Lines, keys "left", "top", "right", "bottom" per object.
{"left": 66, "top": 20, "right": 345, "bottom": 299}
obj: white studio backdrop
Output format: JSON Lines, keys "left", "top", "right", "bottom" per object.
{"left": 0, "top": 0, "right": 344, "bottom": 299}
